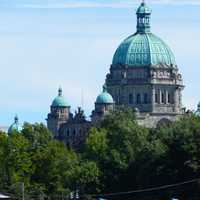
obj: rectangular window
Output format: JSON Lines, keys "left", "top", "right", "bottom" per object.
{"left": 129, "top": 94, "right": 133, "bottom": 104}
{"left": 168, "top": 93, "right": 171, "bottom": 104}
{"left": 162, "top": 93, "right": 165, "bottom": 103}
{"left": 144, "top": 93, "right": 148, "bottom": 104}
{"left": 137, "top": 94, "right": 141, "bottom": 104}
{"left": 155, "top": 93, "right": 158, "bottom": 103}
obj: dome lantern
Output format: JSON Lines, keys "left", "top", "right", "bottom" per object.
{"left": 136, "top": 1, "right": 152, "bottom": 33}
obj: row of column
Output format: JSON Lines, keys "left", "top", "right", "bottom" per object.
{"left": 152, "top": 88, "right": 180, "bottom": 112}
{"left": 152, "top": 89, "right": 175, "bottom": 104}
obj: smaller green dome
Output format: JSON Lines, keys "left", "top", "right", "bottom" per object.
{"left": 136, "top": 2, "right": 151, "bottom": 14}
{"left": 96, "top": 85, "right": 114, "bottom": 104}
{"left": 8, "top": 115, "right": 22, "bottom": 135}
{"left": 52, "top": 87, "right": 69, "bottom": 107}
{"left": 195, "top": 102, "right": 200, "bottom": 117}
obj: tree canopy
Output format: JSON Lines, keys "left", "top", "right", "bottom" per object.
{"left": 0, "top": 110, "right": 200, "bottom": 200}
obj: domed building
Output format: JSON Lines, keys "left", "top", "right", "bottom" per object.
{"left": 91, "top": 85, "right": 115, "bottom": 123}
{"left": 47, "top": 86, "right": 114, "bottom": 149}
{"left": 105, "top": 2, "right": 184, "bottom": 127}
{"left": 8, "top": 115, "right": 22, "bottom": 135}
{"left": 46, "top": 2, "right": 185, "bottom": 148}
{"left": 47, "top": 87, "right": 72, "bottom": 137}
{"left": 47, "top": 87, "right": 91, "bottom": 149}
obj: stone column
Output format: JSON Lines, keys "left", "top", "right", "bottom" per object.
{"left": 159, "top": 89, "right": 162, "bottom": 104}
{"left": 151, "top": 86, "right": 156, "bottom": 112}
{"left": 174, "top": 89, "right": 179, "bottom": 113}
{"left": 165, "top": 90, "right": 168, "bottom": 104}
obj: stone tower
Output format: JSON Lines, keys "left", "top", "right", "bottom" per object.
{"left": 91, "top": 85, "right": 114, "bottom": 123}
{"left": 105, "top": 2, "right": 184, "bottom": 127}
{"left": 47, "top": 87, "right": 71, "bottom": 137}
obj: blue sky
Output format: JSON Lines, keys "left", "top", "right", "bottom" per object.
{"left": 0, "top": 0, "right": 200, "bottom": 126}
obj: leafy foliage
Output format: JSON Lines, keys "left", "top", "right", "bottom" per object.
{"left": 0, "top": 110, "right": 200, "bottom": 200}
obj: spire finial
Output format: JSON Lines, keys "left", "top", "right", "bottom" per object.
{"left": 103, "top": 84, "right": 107, "bottom": 92}
{"left": 14, "top": 114, "right": 19, "bottom": 123}
{"left": 58, "top": 86, "right": 62, "bottom": 96}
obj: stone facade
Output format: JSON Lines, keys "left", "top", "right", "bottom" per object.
{"left": 47, "top": 105, "right": 71, "bottom": 138}
{"left": 58, "top": 107, "right": 91, "bottom": 149}
{"left": 46, "top": 2, "right": 185, "bottom": 147}
{"left": 106, "top": 64, "right": 184, "bottom": 128}
{"left": 47, "top": 90, "right": 113, "bottom": 149}
{"left": 91, "top": 102, "right": 114, "bottom": 124}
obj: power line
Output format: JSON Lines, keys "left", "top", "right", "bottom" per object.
{"left": 86, "top": 178, "right": 200, "bottom": 198}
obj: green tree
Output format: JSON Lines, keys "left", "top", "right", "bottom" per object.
{"left": 155, "top": 116, "right": 200, "bottom": 182}
{"left": 85, "top": 107, "right": 150, "bottom": 192}
{"left": 31, "top": 140, "right": 79, "bottom": 195}
{"left": 6, "top": 133, "right": 32, "bottom": 185}
{"left": 22, "top": 123, "right": 53, "bottom": 149}
{"left": 0, "top": 133, "right": 8, "bottom": 190}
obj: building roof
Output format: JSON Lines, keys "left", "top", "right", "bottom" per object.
{"left": 52, "top": 87, "right": 69, "bottom": 107}
{"left": 112, "top": 2, "right": 176, "bottom": 67}
{"left": 96, "top": 85, "right": 114, "bottom": 104}
{"left": 8, "top": 115, "right": 22, "bottom": 135}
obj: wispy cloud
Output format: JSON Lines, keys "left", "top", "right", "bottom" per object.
{"left": 12, "top": 0, "right": 200, "bottom": 9}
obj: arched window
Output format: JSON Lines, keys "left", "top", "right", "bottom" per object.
{"left": 136, "top": 94, "right": 141, "bottom": 104}
{"left": 144, "top": 93, "right": 148, "bottom": 104}
{"left": 129, "top": 94, "right": 133, "bottom": 104}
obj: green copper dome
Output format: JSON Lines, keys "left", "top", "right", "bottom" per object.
{"left": 112, "top": 2, "right": 176, "bottom": 67}
{"left": 52, "top": 87, "right": 69, "bottom": 107}
{"left": 96, "top": 85, "right": 114, "bottom": 104}
{"left": 8, "top": 115, "right": 22, "bottom": 135}
{"left": 195, "top": 102, "right": 200, "bottom": 117}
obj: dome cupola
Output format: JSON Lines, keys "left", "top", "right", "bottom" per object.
{"left": 52, "top": 87, "right": 69, "bottom": 107}
{"left": 136, "top": 1, "right": 151, "bottom": 33}
{"left": 8, "top": 115, "right": 23, "bottom": 135}
{"left": 96, "top": 85, "right": 114, "bottom": 104}
{"left": 112, "top": 1, "right": 176, "bottom": 67}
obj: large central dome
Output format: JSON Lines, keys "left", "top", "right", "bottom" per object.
{"left": 112, "top": 2, "right": 176, "bottom": 67}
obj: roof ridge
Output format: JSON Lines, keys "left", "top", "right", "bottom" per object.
{"left": 144, "top": 33, "right": 152, "bottom": 66}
